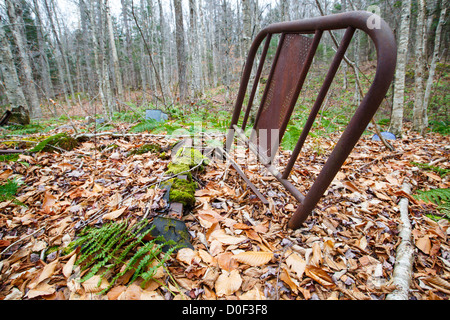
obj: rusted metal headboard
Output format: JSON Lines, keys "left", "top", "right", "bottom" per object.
{"left": 225, "top": 11, "right": 397, "bottom": 229}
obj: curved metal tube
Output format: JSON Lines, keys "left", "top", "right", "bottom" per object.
{"left": 226, "top": 11, "right": 397, "bottom": 229}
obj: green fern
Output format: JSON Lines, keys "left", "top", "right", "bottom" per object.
{"left": 414, "top": 188, "right": 450, "bottom": 219}
{"left": 70, "top": 219, "right": 178, "bottom": 294}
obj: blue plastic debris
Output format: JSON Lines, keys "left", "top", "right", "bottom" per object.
{"left": 372, "top": 131, "right": 396, "bottom": 141}
{"left": 145, "top": 109, "right": 168, "bottom": 122}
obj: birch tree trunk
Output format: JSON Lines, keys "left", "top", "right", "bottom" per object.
{"left": 5, "top": 0, "right": 42, "bottom": 118}
{"left": 0, "top": 22, "right": 28, "bottom": 108}
{"left": 241, "top": 0, "right": 251, "bottom": 56}
{"left": 189, "top": 0, "right": 202, "bottom": 98}
{"left": 33, "top": 0, "right": 54, "bottom": 99}
{"left": 412, "top": 0, "right": 427, "bottom": 134}
{"left": 173, "top": 0, "right": 187, "bottom": 102}
{"left": 390, "top": 0, "right": 412, "bottom": 136}
{"left": 106, "top": 0, "right": 124, "bottom": 102}
{"left": 423, "top": 0, "right": 447, "bottom": 127}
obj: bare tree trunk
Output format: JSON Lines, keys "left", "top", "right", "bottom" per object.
{"left": 88, "top": 0, "right": 106, "bottom": 117}
{"left": 121, "top": 0, "right": 137, "bottom": 91}
{"left": 390, "top": 0, "right": 412, "bottom": 136}
{"left": 412, "top": 0, "right": 427, "bottom": 134}
{"left": 0, "top": 21, "right": 28, "bottom": 108}
{"left": 33, "top": 0, "right": 54, "bottom": 99}
{"left": 99, "top": 0, "right": 114, "bottom": 118}
{"left": 173, "top": 0, "right": 187, "bottom": 101}
{"left": 105, "top": 0, "right": 124, "bottom": 102}
{"left": 189, "top": 0, "right": 202, "bottom": 98}
{"left": 423, "top": 0, "right": 447, "bottom": 127}
{"left": 241, "top": 0, "right": 251, "bottom": 55}
{"left": 5, "top": 0, "right": 42, "bottom": 118}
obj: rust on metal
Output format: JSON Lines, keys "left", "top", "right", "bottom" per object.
{"left": 225, "top": 11, "right": 397, "bottom": 229}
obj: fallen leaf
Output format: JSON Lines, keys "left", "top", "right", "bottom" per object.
{"left": 286, "top": 252, "right": 306, "bottom": 280}
{"left": 176, "top": 248, "right": 199, "bottom": 265}
{"left": 107, "top": 285, "right": 126, "bottom": 300}
{"left": 102, "top": 207, "right": 127, "bottom": 220}
{"left": 82, "top": 275, "right": 109, "bottom": 293}
{"left": 37, "top": 259, "right": 59, "bottom": 284}
{"left": 280, "top": 268, "right": 299, "bottom": 294}
{"left": 233, "top": 251, "right": 273, "bottom": 266}
{"left": 26, "top": 283, "right": 56, "bottom": 299}
{"left": 63, "top": 254, "right": 77, "bottom": 278}
{"left": 305, "top": 265, "right": 336, "bottom": 289}
{"left": 239, "top": 287, "right": 265, "bottom": 300}
{"left": 215, "top": 269, "right": 242, "bottom": 296}
{"left": 42, "top": 192, "right": 57, "bottom": 214}
{"left": 210, "top": 229, "right": 247, "bottom": 245}
{"left": 416, "top": 235, "right": 432, "bottom": 254}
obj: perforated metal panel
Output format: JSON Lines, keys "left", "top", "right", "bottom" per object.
{"left": 253, "top": 33, "right": 313, "bottom": 158}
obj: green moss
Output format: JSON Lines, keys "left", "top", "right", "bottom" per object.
{"left": 166, "top": 162, "right": 192, "bottom": 180}
{"left": 169, "top": 178, "right": 197, "bottom": 207}
{"left": 172, "top": 147, "right": 209, "bottom": 171}
{"left": 30, "top": 133, "right": 79, "bottom": 153}
{"left": 128, "top": 143, "right": 161, "bottom": 156}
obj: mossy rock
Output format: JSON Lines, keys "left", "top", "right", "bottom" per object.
{"left": 30, "top": 133, "right": 79, "bottom": 153}
{"left": 166, "top": 162, "right": 192, "bottom": 180}
{"left": 169, "top": 178, "right": 197, "bottom": 207}
{"left": 172, "top": 147, "right": 209, "bottom": 171}
{"left": 128, "top": 143, "right": 161, "bottom": 156}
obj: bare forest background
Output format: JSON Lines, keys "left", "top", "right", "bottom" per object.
{"left": 0, "top": 0, "right": 448, "bottom": 136}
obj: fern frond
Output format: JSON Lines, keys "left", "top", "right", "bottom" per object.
{"left": 414, "top": 188, "right": 450, "bottom": 206}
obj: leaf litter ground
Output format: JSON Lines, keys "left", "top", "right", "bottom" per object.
{"left": 0, "top": 122, "right": 449, "bottom": 300}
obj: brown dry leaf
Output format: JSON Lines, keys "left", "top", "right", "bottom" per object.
{"left": 122, "top": 283, "right": 142, "bottom": 300}
{"left": 239, "top": 287, "right": 265, "bottom": 300}
{"left": 102, "top": 207, "right": 127, "bottom": 220}
{"left": 305, "top": 265, "right": 336, "bottom": 289}
{"left": 217, "top": 252, "right": 239, "bottom": 271}
{"left": 210, "top": 229, "right": 247, "bottom": 245}
{"left": 280, "top": 268, "right": 299, "bottom": 294}
{"left": 42, "top": 192, "right": 57, "bottom": 214}
{"left": 416, "top": 235, "right": 432, "bottom": 254}
{"left": 0, "top": 169, "right": 12, "bottom": 180}
{"left": 141, "top": 290, "right": 164, "bottom": 300}
{"left": 310, "top": 242, "right": 323, "bottom": 267}
{"left": 82, "top": 275, "right": 109, "bottom": 293}
{"left": 286, "top": 251, "right": 306, "bottom": 280}
{"left": 176, "top": 248, "right": 200, "bottom": 265}
{"left": 37, "top": 259, "right": 59, "bottom": 284}
{"left": 233, "top": 251, "right": 273, "bottom": 267}
{"left": 107, "top": 285, "right": 126, "bottom": 300}
{"left": 26, "top": 282, "right": 56, "bottom": 299}
{"left": 215, "top": 269, "right": 242, "bottom": 296}
{"left": 198, "top": 249, "right": 216, "bottom": 266}
{"left": 62, "top": 254, "right": 77, "bottom": 278}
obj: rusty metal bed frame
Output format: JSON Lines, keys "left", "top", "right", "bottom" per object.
{"left": 225, "top": 11, "right": 397, "bottom": 229}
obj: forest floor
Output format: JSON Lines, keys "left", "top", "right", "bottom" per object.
{"left": 0, "top": 112, "right": 449, "bottom": 301}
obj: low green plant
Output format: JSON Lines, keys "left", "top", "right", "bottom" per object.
{"left": 29, "top": 133, "right": 79, "bottom": 153}
{"left": 414, "top": 188, "right": 450, "bottom": 220}
{"left": 0, "top": 179, "right": 20, "bottom": 202}
{"left": 68, "top": 219, "right": 178, "bottom": 294}
{"left": 129, "top": 119, "right": 159, "bottom": 133}
{"left": 412, "top": 161, "right": 450, "bottom": 177}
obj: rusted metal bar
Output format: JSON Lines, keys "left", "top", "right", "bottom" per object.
{"left": 282, "top": 27, "right": 355, "bottom": 179}
{"left": 214, "top": 142, "right": 269, "bottom": 205}
{"left": 233, "top": 125, "right": 305, "bottom": 203}
{"left": 242, "top": 34, "right": 272, "bottom": 130}
{"left": 226, "top": 11, "right": 397, "bottom": 229}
